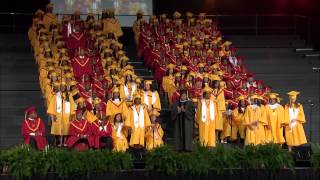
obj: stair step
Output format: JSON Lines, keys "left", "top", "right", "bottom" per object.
{"left": 138, "top": 75, "right": 154, "bottom": 80}
{"left": 130, "top": 64, "right": 146, "bottom": 69}
{"left": 305, "top": 54, "right": 320, "bottom": 57}
{"left": 135, "top": 71, "right": 153, "bottom": 76}
{"left": 295, "top": 48, "right": 314, "bottom": 52}
{"left": 135, "top": 69, "right": 152, "bottom": 75}
{"left": 129, "top": 61, "right": 143, "bottom": 64}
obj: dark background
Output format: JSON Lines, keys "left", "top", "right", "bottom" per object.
{"left": 0, "top": 0, "right": 319, "bottom": 49}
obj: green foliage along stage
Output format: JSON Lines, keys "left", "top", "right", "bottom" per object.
{"left": 0, "top": 145, "right": 133, "bottom": 179}
{"left": 1, "top": 143, "right": 320, "bottom": 179}
{"left": 145, "top": 143, "right": 294, "bottom": 176}
{"left": 311, "top": 143, "right": 320, "bottom": 167}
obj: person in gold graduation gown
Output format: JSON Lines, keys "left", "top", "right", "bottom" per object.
{"left": 284, "top": 91, "right": 307, "bottom": 151}
{"left": 143, "top": 80, "right": 161, "bottom": 113}
{"left": 243, "top": 95, "right": 267, "bottom": 146}
{"left": 103, "top": 9, "right": 123, "bottom": 39}
{"left": 42, "top": 3, "right": 58, "bottom": 30}
{"left": 112, "top": 113, "right": 129, "bottom": 152}
{"left": 211, "top": 80, "right": 226, "bottom": 138}
{"left": 106, "top": 86, "right": 129, "bottom": 124}
{"left": 47, "top": 81, "right": 75, "bottom": 146}
{"left": 119, "top": 70, "right": 137, "bottom": 104}
{"left": 265, "top": 93, "right": 285, "bottom": 144}
{"left": 146, "top": 109, "right": 164, "bottom": 150}
{"left": 162, "top": 64, "right": 175, "bottom": 105}
{"left": 196, "top": 86, "right": 218, "bottom": 147}
{"left": 128, "top": 92, "right": 151, "bottom": 148}
{"left": 133, "top": 10, "right": 144, "bottom": 46}
{"left": 231, "top": 96, "right": 247, "bottom": 141}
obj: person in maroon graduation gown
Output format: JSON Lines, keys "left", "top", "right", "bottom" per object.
{"left": 21, "top": 106, "right": 47, "bottom": 150}
{"left": 89, "top": 110, "right": 113, "bottom": 149}
{"left": 71, "top": 48, "right": 93, "bottom": 80}
{"left": 66, "top": 23, "right": 86, "bottom": 55}
{"left": 66, "top": 109, "right": 92, "bottom": 151}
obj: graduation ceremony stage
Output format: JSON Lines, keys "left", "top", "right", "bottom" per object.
{"left": 1, "top": 0, "right": 320, "bottom": 179}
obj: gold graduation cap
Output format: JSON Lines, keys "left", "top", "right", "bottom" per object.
{"left": 46, "top": 3, "right": 54, "bottom": 9}
{"left": 202, "top": 86, "right": 213, "bottom": 93}
{"left": 210, "top": 74, "right": 221, "bottom": 81}
{"left": 198, "top": 63, "right": 205, "bottom": 68}
{"left": 53, "top": 81, "right": 60, "bottom": 87}
{"left": 145, "top": 80, "right": 153, "bottom": 85}
{"left": 173, "top": 11, "right": 182, "bottom": 18}
{"left": 268, "top": 93, "right": 278, "bottom": 99}
{"left": 93, "top": 98, "right": 102, "bottom": 105}
{"left": 237, "top": 95, "right": 246, "bottom": 102}
{"left": 199, "top": 13, "right": 206, "bottom": 18}
{"left": 222, "top": 41, "right": 232, "bottom": 47}
{"left": 69, "top": 80, "right": 78, "bottom": 86}
{"left": 112, "top": 86, "right": 120, "bottom": 93}
{"left": 161, "top": 14, "right": 167, "bottom": 18}
{"left": 133, "top": 92, "right": 142, "bottom": 99}
{"left": 287, "top": 91, "right": 300, "bottom": 99}
{"left": 189, "top": 71, "right": 196, "bottom": 77}
{"left": 135, "top": 78, "right": 142, "bottom": 84}
{"left": 181, "top": 66, "right": 188, "bottom": 71}
{"left": 167, "top": 63, "right": 175, "bottom": 69}
{"left": 186, "top": 12, "right": 193, "bottom": 18}
{"left": 149, "top": 109, "right": 160, "bottom": 117}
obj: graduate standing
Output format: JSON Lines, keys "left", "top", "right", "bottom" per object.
{"left": 243, "top": 95, "right": 267, "bottom": 145}
{"left": 106, "top": 86, "right": 129, "bottom": 124}
{"left": 47, "top": 81, "right": 75, "bottom": 147}
{"left": 284, "top": 91, "right": 307, "bottom": 151}
{"left": 103, "top": 9, "right": 123, "bottom": 39}
{"left": 231, "top": 96, "right": 247, "bottom": 141}
{"left": 171, "top": 90, "right": 195, "bottom": 151}
{"left": 42, "top": 3, "right": 58, "bottom": 30}
{"left": 196, "top": 87, "right": 218, "bottom": 147}
{"left": 146, "top": 109, "right": 164, "bottom": 150}
{"left": 143, "top": 80, "right": 161, "bottom": 113}
{"left": 128, "top": 92, "right": 151, "bottom": 148}
{"left": 265, "top": 93, "right": 285, "bottom": 144}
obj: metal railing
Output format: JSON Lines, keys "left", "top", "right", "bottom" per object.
{"left": 0, "top": 12, "right": 311, "bottom": 43}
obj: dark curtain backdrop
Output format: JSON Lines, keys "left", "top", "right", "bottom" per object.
{"left": 154, "top": 0, "right": 320, "bottom": 49}
{"left": 0, "top": 0, "right": 319, "bottom": 48}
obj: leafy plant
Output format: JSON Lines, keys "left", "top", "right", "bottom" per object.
{"left": 111, "top": 151, "right": 134, "bottom": 171}
{"left": 146, "top": 143, "right": 294, "bottom": 175}
{"left": 6, "top": 145, "right": 39, "bottom": 179}
{"left": 0, "top": 143, "right": 296, "bottom": 178}
{"left": 0, "top": 149, "right": 10, "bottom": 174}
{"left": 145, "top": 145, "right": 178, "bottom": 176}
{"left": 311, "top": 143, "right": 320, "bottom": 167}
{"left": 176, "top": 144, "right": 211, "bottom": 175}
{"left": 254, "top": 143, "right": 294, "bottom": 170}
{"left": 1, "top": 145, "right": 134, "bottom": 179}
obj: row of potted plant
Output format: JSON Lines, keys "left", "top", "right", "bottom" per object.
{"left": 0, "top": 143, "right": 320, "bottom": 179}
